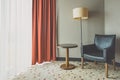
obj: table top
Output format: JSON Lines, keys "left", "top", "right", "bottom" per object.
{"left": 59, "top": 44, "right": 78, "bottom": 48}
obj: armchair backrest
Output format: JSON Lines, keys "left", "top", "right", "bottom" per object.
{"left": 94, "top": 34, "right": 116, "bottom": 50}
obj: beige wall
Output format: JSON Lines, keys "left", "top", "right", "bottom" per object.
{"left": 57, "top": 0, "right": 104, "bottom": 58}
{"left": 105, "top": 0, "right": 120, "bottom": 62}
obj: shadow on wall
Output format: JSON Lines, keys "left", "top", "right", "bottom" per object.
{"left": 116, "top": 38, "right": 120, "bottom": 59}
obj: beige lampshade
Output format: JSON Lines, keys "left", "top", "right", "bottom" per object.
{"left": 73, "top": 7, "right": 88, "bottom": 20}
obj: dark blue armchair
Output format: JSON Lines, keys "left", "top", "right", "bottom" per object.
{"left": 81, "top": 34, "right": 116, "bottom": 78}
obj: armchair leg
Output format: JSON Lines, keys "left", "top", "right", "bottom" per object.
{"left": 94, "top": 61, "right": 97, "bottom": 65}
{"left": 112, "top": 59, "right": 116, "bottom": 70}
{"left": 105, "top": 63, "right": 108, "bottom": 78}
{"left": 81, "top": 57, "right": 84, "bottom": 69}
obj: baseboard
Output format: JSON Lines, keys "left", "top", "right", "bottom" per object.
{"left": 56, "top": 57, "right": 80, "bottom": 61}
{"left": 56, "top": 57, "right": 120, "bottom": 67}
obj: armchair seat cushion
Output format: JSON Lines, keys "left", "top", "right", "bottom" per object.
{"left": 83, "top": 44, "right": 104, "bottom": 61}
{"left": 84, "top": 54, "right": 105, "bottom": 62}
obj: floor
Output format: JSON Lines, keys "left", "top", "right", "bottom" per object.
{"left": 9, "top": 61, "right": 120, "bottom": 80}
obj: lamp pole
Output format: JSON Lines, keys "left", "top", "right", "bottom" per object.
{"left": 80, "top": 19, "right": 83, "bottom": 56}
{"left": 80, "top": 19, "right": 84, "bottom": 69}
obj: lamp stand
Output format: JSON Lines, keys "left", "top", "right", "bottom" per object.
{"left": 73, "top": 7, "right": 88, "bottom": 68}
{"left": 80, "top": 19, "right": 84, "bottom": 69}
{"left": 80, "top": 19, "right": 83, "bottom": 56}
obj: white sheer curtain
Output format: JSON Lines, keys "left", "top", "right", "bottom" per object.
{"left": 0, "top": 0, "right": 32, "bottom": 80}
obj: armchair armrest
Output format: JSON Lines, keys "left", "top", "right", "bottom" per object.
{"left": 83, "top": 44, "right": 95, "bottom": 48}
{"left": 83, "top": 44, "right": 96, "bottom": 52}
{"left": 99, "top": 48, "right": 109, "bottom": 62}
{"left": 82, "top": 44, "right": 97, "bottom": 56}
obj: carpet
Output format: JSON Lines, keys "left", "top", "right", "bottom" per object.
{"left": 9, "top": 61, "right": 120, "bottom": 80}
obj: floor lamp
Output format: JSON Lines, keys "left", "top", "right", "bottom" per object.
{"left": 73, "top": 7, "right": 88, "bottom": 68}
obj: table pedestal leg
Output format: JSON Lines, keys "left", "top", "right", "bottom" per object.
{"left": 60, "top": 48, "right": 75, "bottom": 70}
{"left": 66, "top": 48, "right": 69, "bottom": 67}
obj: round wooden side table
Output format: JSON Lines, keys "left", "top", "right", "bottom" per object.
{"left": 59, "top": 44, "right": 78, "bottom": 70}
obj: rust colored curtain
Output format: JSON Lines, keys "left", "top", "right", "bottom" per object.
{"left": 32, "top": 0, "right": 56, "bottom": 65}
